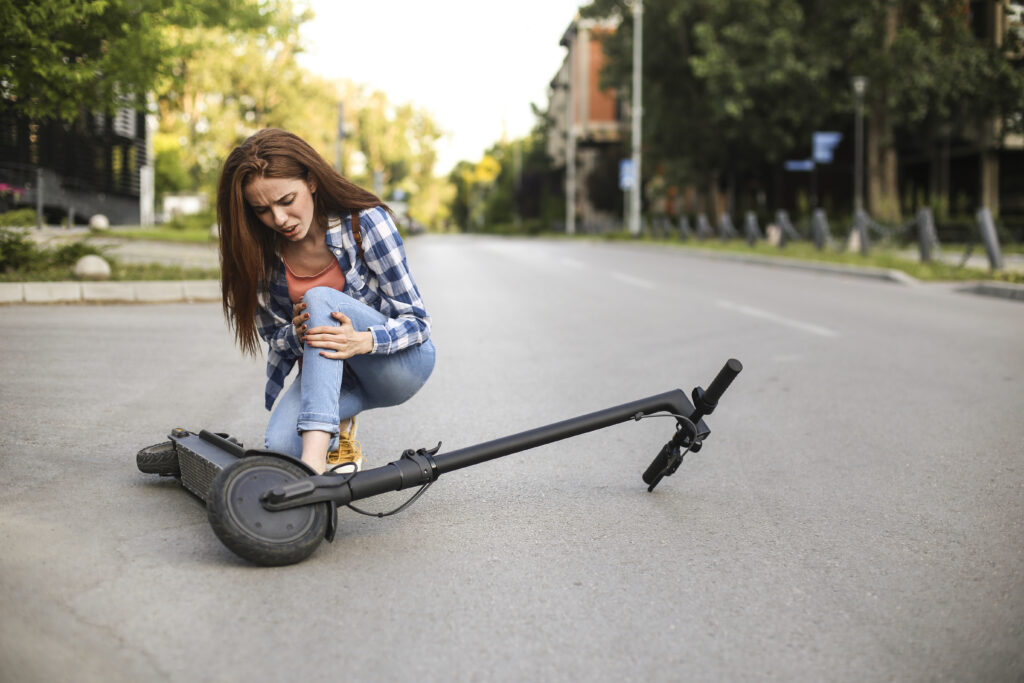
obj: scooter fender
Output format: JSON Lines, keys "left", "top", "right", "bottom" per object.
{"left": 240, "top": 449, "right": 339, "bottom": 543}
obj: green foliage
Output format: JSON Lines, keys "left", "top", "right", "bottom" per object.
{"left": 151, "top": 5, "right": 452, "bottom": 228}
{"left": 0, "top": 228, "right": 219, "bottom": 281}
{"left": 0, "top": 228, "right": 104, "bottom": 274}
{"left": 580, "top": 0, "right": 1024, "bottom": 216}
{"left": 0, "top": 209, "right": 39, "bottom": 227}
{"left": 164, "top": 209, "right": 217, "bottom": 232}
{"left": 0, "top": 0, "right": 279, "bottom": 120}
{"left": 0, "top": 228, "right": 41, "bottom": 271}
{"left": 449, "top": 130, "right": 562, "bottom": 233}
{"left": 154, "top": 133, "right": 192, "bottom": 196}
{"left": 50, "top": 241, "right": 106, "bottom": 267}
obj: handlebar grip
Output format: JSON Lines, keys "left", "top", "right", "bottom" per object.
{"left": 703, "top": 358, "right": 743, "bottom": 406}
{"left": 642, "top": 444, "right": 672, "bottom": 486}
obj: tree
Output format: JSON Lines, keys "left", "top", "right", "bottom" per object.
{"left": 825, "top": 1, "right": 1024, "bottom": 220}
{"left": 580, "top": 0, "right": 1024, "bottom": 222}
{"left": 448, "top": 129, "right": 562, "bottom": 233}
{"left": 0, "top": 0, "right": 276, "bottom": 120}
{"left": 582, "top": 0, "right": 832, "bottom": 214}
{"left": 152, "top": 6, "right": 452, "bottom": 228}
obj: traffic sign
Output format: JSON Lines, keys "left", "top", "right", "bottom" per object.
{"left": 619, "top": 159, "right": 635, "bottom": 190}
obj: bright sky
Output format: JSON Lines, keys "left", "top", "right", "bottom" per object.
{"left": 297, "top": 0, "right": 585, "bottom": 175}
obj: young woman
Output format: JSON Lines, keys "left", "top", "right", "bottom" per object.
{"left": 216, "top": 128, "right": 435, "bottom": 474}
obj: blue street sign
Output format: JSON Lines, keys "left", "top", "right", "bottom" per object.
{"left": 784, "top": 159, "right": 815, "bottom": 172}
{"left": 813, "top": 131, "right": 843, "bottom": 163}
{"left": 619, "top": 159, "right": 635, "bottom": 190}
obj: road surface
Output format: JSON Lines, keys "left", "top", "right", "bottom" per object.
{"left": 1, "top": 234, "right": 1021, "bottom": 681}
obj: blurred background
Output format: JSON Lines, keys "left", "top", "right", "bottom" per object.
{"left": 2, "top": 0, "right": 1023, "bottom": 247}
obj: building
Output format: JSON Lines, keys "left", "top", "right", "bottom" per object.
{"left": 896, "top": 0, "right": 1024, "bottom": 227}
{"left": 547, "top": 15, "right": 628, "bottom": 233}
{"left": 0, "top": 106, "right": 154, "bottom": 226}
{"left": 547, "top": 2, "right": 1024, "bottom": 238}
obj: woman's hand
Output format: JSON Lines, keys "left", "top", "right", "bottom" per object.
{"left": 304, "top": 311, "right": 374, "bottom": 359}
{"left": 292, "top": 302, "right": 309, "bottom": 344}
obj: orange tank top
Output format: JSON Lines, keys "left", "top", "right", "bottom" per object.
{"left": 283, "top": 257, "right": 347, "bottom": 304}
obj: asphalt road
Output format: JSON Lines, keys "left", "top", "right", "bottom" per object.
{"left": 1, "top": 234, "right": 1021, "bottom": 682}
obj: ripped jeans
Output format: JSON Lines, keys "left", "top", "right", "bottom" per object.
{"left": 265, "top": 286, "right": 435, "bottom": 459}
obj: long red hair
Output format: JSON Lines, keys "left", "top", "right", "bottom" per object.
{"left": 216, "top": 128, "right": 386, "bottom": 356}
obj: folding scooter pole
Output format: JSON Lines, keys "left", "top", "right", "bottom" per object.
{"left": 262, "top": 359, "right": 742, "bottom": 511}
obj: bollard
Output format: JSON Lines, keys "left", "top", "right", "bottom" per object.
{"left": 679, "top": 215, "right": 693, "bottom": 240}
{"left": 696, "top": 213, "right": 713, "bottom": 240}
{"left": 776, "top": 209, "right": 802, "bottom": 247}
{"left": 916, "top": 207, "right": 939, "bottom": 263}
{"left": 854, "top": 208, "right": 870, "bottom": 256}
{"left": 976, "top": 207, "right": 1005, "bottom": 270}
{"left": 719, "top": 212, "right": 738, "bottom": 241}
{"left": 812, "top": 208, "right": 830, "bottom": 250}
{"left": 744, "top": 211, "right": 763, "bottom": 246}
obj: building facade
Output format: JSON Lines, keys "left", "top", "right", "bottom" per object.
{"left": 547, "top": 15, "right": 628, "bottom": 233}
{"left": 0, "top": 106, "right": 154, "bottom": 226}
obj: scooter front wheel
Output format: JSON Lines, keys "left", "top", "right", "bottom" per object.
{"left": 207, "top": 456, "right": 328, "bottom": 566}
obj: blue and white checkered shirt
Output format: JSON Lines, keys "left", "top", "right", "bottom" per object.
{"left": 255, "top": 207, "right": 431, "bottom": 410}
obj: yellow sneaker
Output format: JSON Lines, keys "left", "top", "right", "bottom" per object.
{"left": 326, "top": 417, "right": 364, "bottom": 473}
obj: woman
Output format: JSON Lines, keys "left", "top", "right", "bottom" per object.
{"left": 216, "top": 128, "right": 435, "bottom": 475}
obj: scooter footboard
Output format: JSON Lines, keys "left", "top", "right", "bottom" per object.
{"left": 171, "top": 430, "right": 244, "bottom": 502}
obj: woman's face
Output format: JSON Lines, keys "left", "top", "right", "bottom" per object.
{"left": 243, "top": 175, "right": 318, "bottom": 242}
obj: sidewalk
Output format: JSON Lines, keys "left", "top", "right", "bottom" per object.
{"left": 3, "top": 226, "right": 221, "bottom": 303}
{"left": 28, "top": 226, "right": 220, "bottom": 269}
{"left": 0, "top": 280, "right": 220, "bottom": 304}
{"left": 3, "top": 228, "right": 1022, "bottom": 304}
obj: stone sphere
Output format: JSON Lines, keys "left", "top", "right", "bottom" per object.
{"left": 74, "top": 254, "right": 111, "bottom": 280}
{"left": 89, "top": 214, "right": 110, "bottom": 230}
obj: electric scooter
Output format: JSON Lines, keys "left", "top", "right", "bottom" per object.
{"left": 137, "top": 358, "right": 742, "bottom": 566}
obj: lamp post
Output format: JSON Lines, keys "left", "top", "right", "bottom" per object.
{"left": 335, "top": 101, "right": 345, "bottom": 174}
{"left": 629, "top": 0, "right": 643, "bottom": 236}
{"left": 852, "top": 76, "right": 868, "bottom": 256}
{"left": 852, "top": 76, "right": 867, "bottom": 214}
{"left": 567, "top": 58, "right": 576, "bottom": 236}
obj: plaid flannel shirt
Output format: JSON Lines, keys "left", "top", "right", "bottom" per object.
{"left": 255, "top": 206, "right": 431, "bottom": 410}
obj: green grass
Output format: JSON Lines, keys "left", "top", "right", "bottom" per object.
{"left": 0, "top": 226, "right": 220, "bottom": 281}
{"left": 0, "top": 263, "right": 220, "bottom": 282}
{"left": 589, "top": 232, "right": 1023, "bottom": 284}
{"left": 104, "top": 226, "right": 217, "bottom": 244}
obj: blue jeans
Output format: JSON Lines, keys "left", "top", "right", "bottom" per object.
{"left": 265, "top": 286, "right": 435, "bottom": 458}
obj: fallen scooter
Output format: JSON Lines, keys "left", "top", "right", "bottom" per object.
{"left": 137, "top": 359, "right": 742, "bottom": 565}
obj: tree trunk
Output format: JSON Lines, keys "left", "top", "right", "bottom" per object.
{"left": 867, "top": 6, "right": 902, "bottom": 224}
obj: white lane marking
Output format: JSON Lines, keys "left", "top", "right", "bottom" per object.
{"left": 716, "top": 300, "right": 839, "bottom": 338}
{"left": 558, "top": 257, "right": 586, "bottom": 270}
{"left": 611, "top": 271, "right": 656, "bottom": 289}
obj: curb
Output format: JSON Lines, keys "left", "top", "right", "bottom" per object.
{"left": 0, "top": 280, "right": 220, "bottom": 304}
{"left": 673, "top": 248, "right": 1024, "bottom": 302}
{"left": 672, "top": 248, "right": 920, "bottom": 285}
{"left": 957, "top": 281, "right": 1024, "bottom": 302}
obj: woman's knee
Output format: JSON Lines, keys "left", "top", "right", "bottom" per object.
{"left": 303, "top": 286, "right": 352, "bottom": 309}
{"left": 302, "top": 287, "right": 355, "bottom": 324}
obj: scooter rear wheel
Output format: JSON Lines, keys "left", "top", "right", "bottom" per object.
{"left": 207, "top": 456, "right": 328, "bottom": 566}
{"left": 137, "top": 441, "right": 180, "bottom": 477}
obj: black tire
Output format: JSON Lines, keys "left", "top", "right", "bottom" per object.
{"left": 207, "top": 456, "right": 328, "bottom": 566}
{"left": 137, "top": 441, "right": 180, "bottom": 477}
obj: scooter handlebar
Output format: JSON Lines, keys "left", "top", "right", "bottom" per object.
{"left": 703, "top": 358, "right": 743, "bottom": 407}
{"left": 642, "top": 359, "right": 742, "bottom": 491}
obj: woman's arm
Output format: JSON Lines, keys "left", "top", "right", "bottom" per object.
{"left": 358, "top": 207, "right": 431, "bottom": 355}
{"left": 256, "top": 272, "right": 303, "bottom": 359}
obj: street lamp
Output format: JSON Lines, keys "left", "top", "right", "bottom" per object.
{"left": 852, "top": 76, "right": 867, "bottom": 214}
{"left": 629, "top": 0, "right": 643, "bottom": 236}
